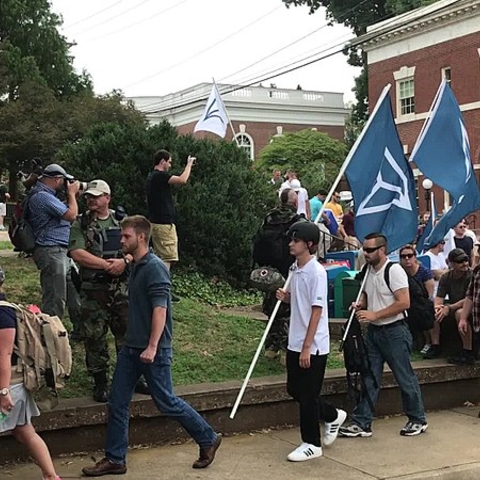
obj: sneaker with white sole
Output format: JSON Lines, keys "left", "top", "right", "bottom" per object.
{"left": 287, "top": 443, "right": 322, "bottom": 462}
{"left": 400, "top": 421, "right": 428, "bottom": 436}
{"left": 339, "top": 422, "right": 373, "bottom": 438}
{"left": 323, "top": 409, "right": 347, "bottom": 446}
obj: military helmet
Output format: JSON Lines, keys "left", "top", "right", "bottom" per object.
{"left": 288, "top": 221, "right": 320, "bottom": 245}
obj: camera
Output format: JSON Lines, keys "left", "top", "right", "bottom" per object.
{"left": 66, "top": 178, "right": 88, "bottom": 191}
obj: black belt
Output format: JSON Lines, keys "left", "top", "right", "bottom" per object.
{"left": 369, "top": 319, "right": 406, "bottom": 329}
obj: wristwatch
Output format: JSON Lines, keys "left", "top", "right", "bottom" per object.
{"left": 123, "top": 257, "right": 131, "bottom": 266}
{"left": 0, "top": 388, "right": 9, "bottom": 396}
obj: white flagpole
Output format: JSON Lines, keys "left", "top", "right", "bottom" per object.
{"left": 212, "top": 78, "right": 240, "bottom": 147}
{"left": 313, "top": 84, "right": 392, "bottom": 225}
{"left": 230, "top": 271, "right": 293, "bottom": 419}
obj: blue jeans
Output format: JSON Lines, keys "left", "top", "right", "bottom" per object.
{"left": 33, "top": 245, "right": 68, "bottom": 319}
{"left": 352, "top": 321, "right": 426, "bottom": 429}
{"left": 106, "top": 347, "right": 217, "bottom": 465}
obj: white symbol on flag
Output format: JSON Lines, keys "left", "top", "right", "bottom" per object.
{"left": 356, "top": 147, "right": 412, "bottom": 217}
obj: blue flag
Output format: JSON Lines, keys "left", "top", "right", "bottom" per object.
{"left": 345, "top": 87, "right": 418, "bottom": 253}
{"left": 416, "top": 195, "right": 436, "bottom": 254}
{"left": 410, "top": 81, "right": 480, "bottom": 248}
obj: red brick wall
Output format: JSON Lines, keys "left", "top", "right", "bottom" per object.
{"left": 176, "top": 120, "right": 344, "bottom": 157}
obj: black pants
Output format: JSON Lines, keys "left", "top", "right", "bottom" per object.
{"left": 286, "top": 349, "right": 338, "bottom": 447}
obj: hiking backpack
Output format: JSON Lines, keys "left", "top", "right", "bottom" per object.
{"left": 8, "top": 191, "right": 37, "bottom": 254}
{"left": 0, "top": 302, "right": 72, "bottom": 411}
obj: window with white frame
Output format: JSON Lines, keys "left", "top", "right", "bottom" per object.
{"left": 399, "top": 79, "right": 415, "bottom": 115}
{"left": 394, "top": 66, "right": 416, "bottom": 118}
{"left": 235, "top": 133, "right": 254, "bottom": 160}
{"left": 442, "top": 66, "right": 451, "bottom": 84}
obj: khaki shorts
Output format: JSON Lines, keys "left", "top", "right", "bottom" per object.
{"left": 151, "top": 223, "right": 179, "bottom": 262}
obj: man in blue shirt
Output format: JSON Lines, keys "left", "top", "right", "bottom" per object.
{"left": 82, "top": 215, "right": 221, "bottom": 477}
{"left": 27, "top": 164, "right": 80, "bottom": 318}
{"left": 309, "top": 189, "right": 329, "bottom": 223}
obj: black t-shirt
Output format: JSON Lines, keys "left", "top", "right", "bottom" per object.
{"left": 146, "top": 171, "right": 176, "bottom": 224}
{"left": 0, "top": 184, "right": 8, "bottom": 203}
{"left": 454, "top": 236, "right": 474, "bottom": 259}
{"left": 0, "top": 294, "right": 17, "bottom": 365}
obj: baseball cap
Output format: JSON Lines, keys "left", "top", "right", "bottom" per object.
{"left": 448, "top": 248, "right": 469, "bottom": 263}
{"left": 84, "top": 180, "right": 111, "bottom": 196}
{"left": 290, "top": 179, "right": 301, "bottom": 191}
{"left": 41, "top": 163, "right": 74, "bottom": 180}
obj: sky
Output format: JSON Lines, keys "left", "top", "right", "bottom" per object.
{"left": 51, "top": 0, "right": 361, "bottom": 103}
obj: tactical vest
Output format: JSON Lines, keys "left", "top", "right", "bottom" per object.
{"left": 79, "top": 210, "right": 122, "bottom": 282}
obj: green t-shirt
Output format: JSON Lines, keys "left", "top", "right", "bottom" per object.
{"left": 437, "top": 270, "right": 472, "bottom": 304}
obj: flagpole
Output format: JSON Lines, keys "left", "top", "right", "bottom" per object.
{"left": 229, "top": 271, "right": 293, "bottom": 419}
{"left": 410, "top": 80, "right": 446, "bottom": 162}
{"left": 313, "top": 84, "right": 392, "bottom": 225}
{"left": 213, "top": 78, "right": 240, "bottom": 147}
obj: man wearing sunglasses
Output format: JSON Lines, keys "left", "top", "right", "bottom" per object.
{"left": 340, "top": 233, "right": 427, "bottom": 438}
{"left": 432, "top": 248, "right": 473, "bottom": 365}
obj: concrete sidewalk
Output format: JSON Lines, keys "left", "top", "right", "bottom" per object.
{"left": 3, "top": 406, "right": 480, "bottom": 480}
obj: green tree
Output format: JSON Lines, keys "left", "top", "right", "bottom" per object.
{"left": 0, "top": 0, "right": 91, "bottom": 98}
{"left": 57, "top": 121, "right": 273, "bottom": 284}
{"left": 256, "top": 129, "right": 347, "bottom": 192}
{"left": 282, "top": 0, "right": 436, "bottom": 128}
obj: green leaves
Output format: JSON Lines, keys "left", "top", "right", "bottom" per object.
{"left": 256, "top": 128, "right": 347, "bottom": 193}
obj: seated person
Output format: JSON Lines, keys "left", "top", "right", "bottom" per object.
{"left": 425, "top": 248, "right": 473, "bottom": 364}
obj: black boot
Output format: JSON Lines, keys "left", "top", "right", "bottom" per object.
{"left": 93, "top": 372, "right": 109, "bottom": 403}
{"left": 135, "top": 378, "right": 150, "bottom": 395}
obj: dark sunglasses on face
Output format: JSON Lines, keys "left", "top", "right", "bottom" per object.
{"left": 400, "top": 253, "right": 415, "bottom": 260}
{"left": 363, "top": 245, "right": 384, "bottom": 254}
{"left": 454, "top": 258, "right": 469, "bottom": 264}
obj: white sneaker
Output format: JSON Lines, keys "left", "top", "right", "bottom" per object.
{"left": 287, "top": 443, "right": 322, "bottom": 462}
{"left": 323, "top": 409, "right": 347, "bottom": 446}
{"left": 420, "top": 344, "right": 431, "bottom": 354}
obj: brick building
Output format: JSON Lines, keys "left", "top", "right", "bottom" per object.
{"left": 128, "top": 83, "right": 348, "bottom": 160}
{"left": 359, "top": 0, "right": 480, "bottom": 224}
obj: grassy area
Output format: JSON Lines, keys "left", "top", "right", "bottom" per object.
{"left": 0, "top": 255, "right": 365, "bottom": 399}
{"left": 0, "top": 240, "right": 13, "bottom": 250}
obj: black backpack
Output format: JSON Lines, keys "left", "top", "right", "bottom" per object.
{"left": 341, "top": 316, "right": 377, "bottom": 410}
{"left": 8, "top": 191, "right": 37, "bottom": 254}
{"left": 383, "top": 263, "right": 435, "bottom": 332}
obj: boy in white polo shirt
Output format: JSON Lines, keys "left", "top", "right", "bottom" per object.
{"left": 276, "top": 221, "right": 346, "bottom": 462}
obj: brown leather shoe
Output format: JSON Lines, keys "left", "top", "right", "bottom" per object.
{"left": 192, "top": 435, "right": 222, "bottom": 469}
{"left": 82, "top": 458, "right": 127, "bottom": 477}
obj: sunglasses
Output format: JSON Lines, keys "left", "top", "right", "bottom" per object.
{"left": 400, "top": 253, "right": 415, "bottom": 260}
{"left": 363, "top": 245, "right": 384, "bottom": 254}
{"left": 454, "top": 258, "right": 469, "bottom": 264}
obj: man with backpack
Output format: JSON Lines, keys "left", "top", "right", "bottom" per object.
{"left": 27, "top": 164, "right": 80, "bottom": 320}
{"left": 252, "top": 189, "right": 303, "bottom": 364}
{"left": 69, "top": 180, "right": 149, "bottom": 402}
{"left": 339, "top": 233, "right": 428, "bottom": 438}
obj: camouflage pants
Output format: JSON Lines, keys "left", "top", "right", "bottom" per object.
{"left": 80, "top": 281, "right": 128, "bottom": 376}
{"left": 263, "top": 292, "right": 290, "bottom": 352}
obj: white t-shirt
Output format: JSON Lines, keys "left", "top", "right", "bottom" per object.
{"left": 425, "top": 251, "right": 448, "bottom": 297}
{"left": 363, "top": 261, "right": 408, "bottom": 326}
{"left": 287, "top": 257, "right": 330, "bottom": 355}
{"left": 295, "top": 187, "right": 309, "bottom": 216}
{"left": 278, "top": 180, "right": 291, "bottom": 196}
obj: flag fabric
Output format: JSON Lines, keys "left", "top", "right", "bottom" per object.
{"left": 416, "top": 193, "right": 436, "bottom": 254}
{"left": 344, "top": 87, "right": 418, "bottom": 253}
{"left": 410, "top": 81, "right": 480, "bottom": 248}
{"left": 194, "top": 85, "right": 229, "bottom": 138}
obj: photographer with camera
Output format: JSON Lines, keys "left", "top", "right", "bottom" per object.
{"left": 27, "top": 164, "right": 80, "bottom": 320}
{"left": 68, "top": 180, "right": 149, "bottom": 402}
{"left": 18, "top": 157, "right": 43, "bottom": 193}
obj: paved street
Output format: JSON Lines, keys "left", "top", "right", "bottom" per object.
{"left": 2, "top": 407, "right": 480, "bottom": 479}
